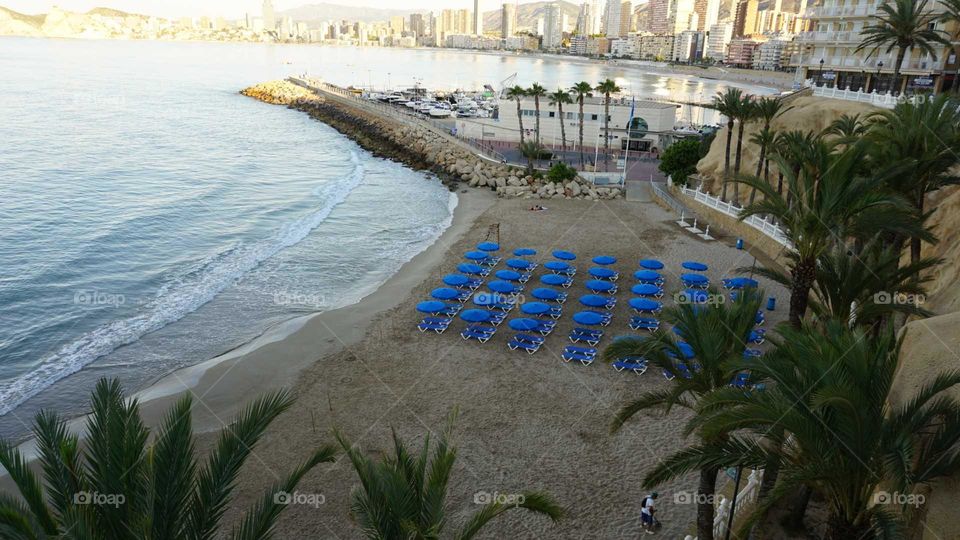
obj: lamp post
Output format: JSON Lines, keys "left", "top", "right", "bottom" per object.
{"left": 860, "top": 70, "right": 865, "bottom": 91}
{"left": 817, "top": 58, "right": 824, "bottom": 86}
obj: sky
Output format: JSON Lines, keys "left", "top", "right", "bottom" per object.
{"left": 5, "top": 0, "right": 510, "bottom": 18}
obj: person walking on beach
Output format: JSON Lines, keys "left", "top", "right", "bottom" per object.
{"left": 640, "top": 492, "right": 658, "bottom": 534}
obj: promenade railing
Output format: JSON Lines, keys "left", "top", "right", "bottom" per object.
{"left": 683, "top": 469, "right": 764, "bottom": 540}
{"left": 811, "top": 84, "right": 908, "bottom": 109}
{"left": 679, "top": 184, "right": 793, "bottom": 249}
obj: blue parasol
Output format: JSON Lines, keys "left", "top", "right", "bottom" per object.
{"left": 680, "top": 288, "right": 709, "bottom": 303}
{"left": 461, "top": 309, "right": 492, "bottom": 323}
{"left": 443, "top": 274, "right": 470, "bottom": 287}
{"left": 639, "top": 259, "right": 664, "bottom": 270}
{"left": 541, "top": 274, "right": 569, "bottom": 286}
{"left": 472, "top": 293, "right": 499, "bottom": 307}
{"left": 477, "top": 241, "right": 500, "bottom": 251}
{"left": 458, "top": 263, "right": 485, "bottom": 275}
{"left": 634, "top": 270, "right": 663, "bottom": 282}
{"left": 553, "top": 250, "right": 577, "bottom": 260}
{"left": 506, "top": 258, "right": 533, "bottom": 270}
{"left": 545, "top": 261, "right": 571, "bottom": 271}
{"left": 488, "top": 280, "right": 518, "bottom": 294}
{"left": 417, "top": 301, "right": 447, "bottom": 314}
{"left": 632, "top": 283, "right": 661, "bottom": 296}
{"left": 682, "top": 273, "right": 709, "bottom": 285}
{"left": 629, "top": 297, "right": 662, "bottom": 312}
{"left": 531, "top": 288, "right": 561, "bottom": 301}
{"left": 725, "top": 277, "right": 759, "bottom": 289}
{"left": 573, "top": 311, "right": 604, "bottom": 325}
{"left": 509, "top": 318, "right": 541, "bottom": 331}
{"left": 514, "top": 248, "right": 537, "bottom": 256}
{"left": 495, "top": 269, "right": 523, "bottom": 282}
{"left": 431, "top": 288, "right": 461, "bottom": 300}
{"left": 589, "top": 267, "right": 617, "bottom": 279}
{"left": 579, "top": 294, "right": 611, "bottom": 307}
{"left": 520, "top": 302, "right": 551, "bottom": 315}
{"left": 682, "top": 261, "right": 708, "bottom": 271}
{"left": 586, "top": 280, "right": 615, "bottom": 293}
{"left": 593, "top": 255, "right": 617, "bottom": 265}
{"left": 676, "top": 341, "right": 695, "bottom": 359}
{"left": 465, "top": 250, "right": 489, "bottom": 261}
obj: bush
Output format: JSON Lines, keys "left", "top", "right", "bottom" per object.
{"left": 659, "top": 138, "right": 702, "bottom": 186}
{"left": 546, "top": 162, "right": 578, "bottom": 184}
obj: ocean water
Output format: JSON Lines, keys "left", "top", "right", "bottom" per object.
{"left": 0, "top": 38, "right": 767, "bottom": 439}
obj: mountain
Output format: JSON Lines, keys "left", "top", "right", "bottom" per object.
{"left": 278, "top": 3, "right": 416, "bottom": 24}
{"left": 482, "top": 1, "right": 580, "bottom": 32}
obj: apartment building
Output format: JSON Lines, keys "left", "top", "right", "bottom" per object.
{"left": 705, "top": 22, "right": 733, "bottom": 59}
{"left": 638, "top": 33, "right": 675, "bottom": 59}
{"left": 792, "top": 0, "right": 956, "bottom": 92}
{"left": 725, "top": 38, "right": 761, "bottom": 66}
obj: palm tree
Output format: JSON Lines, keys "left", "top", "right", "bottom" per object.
{"left": 734, "top": 141, "right": 928, "bottom": 328}
{"left": 746, "top": 97, "right": 790, "bottom": 204}
{"left": 688, "top": 322, "right": 960, "bottom": 539}
{"left": 548, "top": 89, "right": 573, "bottom": 153}
{"left": 571, "top": 81, "right": 593, "bottom": 169}
{"left": 595, "top": 79, "right": 621, "bottom": 170}
{"left": 711, "top": 88, "right": 744, "bottom": 201}
{"left": 602, "top": 289, "right": 764, "bottom": 540}
{"left": 823, "top": 113, "right": 867, "bottom": 146}
{"left": 506, "top": 85, "right": 528, "bottom": 147}
{"left": 731, "top": 94, "right": 755, "bottom": 204}
{"left": 856, "top": 0, "right": 949, "bottom": 94}
{"left": 770, "top": 130, "right": 822, "bottom": 197}
{"left": 0, "top": 378, "right": 336, "bottom": 539}
{"left": 334, "top": 413, "right": 564, "bottom": 539}
{"left": 867, "top": 94, "right": 960, "bottom": 267}
{"left": 527, "top": 83, "right": 548, "bottom": 151}
{"left": 747, "top": 127, "right": 776, "bottom": 205}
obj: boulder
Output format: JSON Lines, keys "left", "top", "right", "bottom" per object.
{"left": 496, "top": 177, "right": 507, "bottom": 188}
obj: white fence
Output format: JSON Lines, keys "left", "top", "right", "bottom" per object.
{"left": 812, "top": 84, "right": 903, "bottom": 109}
{"left": 685, "top": 469, "right": 764, "bottom": 540}
{"left": 680, "top": 185, "right": 792, "bottom": 249}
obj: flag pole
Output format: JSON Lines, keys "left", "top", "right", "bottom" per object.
{"left": 621, "top": 95, "right": 636, "bottom": 186}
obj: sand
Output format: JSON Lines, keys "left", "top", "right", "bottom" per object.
{"left": 168, "top": 190, "right": 788, "bottom": 539}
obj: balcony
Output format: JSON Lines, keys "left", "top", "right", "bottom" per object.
{"left": 805, "top": 3, "right": 879, "bottom": 18}
{"left": 795, "top": 30, "right": 858, "bottom": 43}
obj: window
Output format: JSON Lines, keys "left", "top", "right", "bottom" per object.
{"left": 591, "top": 114, "right": 599, "bottom": 120}
{"left": 549, "top": 111, "right": 556, "bottom": 118}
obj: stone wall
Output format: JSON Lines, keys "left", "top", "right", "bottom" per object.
{"left": 240, "top": 80, "right": 622, "bottom": 201}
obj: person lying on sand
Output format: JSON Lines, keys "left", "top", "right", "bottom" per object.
{"left": 528, "top": 205, "right": 547, "bottom": 212}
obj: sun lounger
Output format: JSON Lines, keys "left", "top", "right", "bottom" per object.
{"left": 488, "top": 311, "right": 508, "bottom": 326}
{"left": 439, "top": 304, "right": 462, "bottom": 316}
{"left": 569, "top": 328, "right": 603, "bottom": 345}
{"left": 629, "top": 317, "right": 660, "bottom": 332}
{"left": 417, "top": 317, "right": 452, "bottom": 334}
{"left": 681, "top": 277, "right": 709, "bottom": 289}
{"left": 533, "top": 320, "right": 557, "bottom": 335}
{"left": 562, "top": 345, "right": 597, "bottom": 365}
{"left": 508, "top": 333, "right": 543, "bottom": 354}
{"left": 743, "top": 348, "right": 763, "bottom": 359}
{"left": 613, "top": 356, "right": 648, "bottom": 374}
{"left": 461, "top": 325, "right": 496, "bottom": 343}
{"left": 731, "top": 373, "right": 751, "bottom": 389}
{"left": 755, "top": 311, "right": 765, "bottom": 326}
{"left": 585, "top": 310, "right": 613, "bottom": 326}
{"left": 748, "top": 329, "right": 765, "bottom": 344}
{"left": 544, "top": 306, "right": 563, "bottom": 319}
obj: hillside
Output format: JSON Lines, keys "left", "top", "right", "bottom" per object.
{"left": 482, "top": 0, "right": 580, "bottom": 32}
{"left": 278, "top": 3, "right": 415, "bottom": 24}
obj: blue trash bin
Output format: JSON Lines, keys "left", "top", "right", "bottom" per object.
{"left": 736, "top": 238, "right": 744, "bottom": 250}
{"left": 766, "top": 297, "right": 776, "bottom": 311}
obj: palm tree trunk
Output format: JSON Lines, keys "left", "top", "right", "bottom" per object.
{"left": 750, "top": 143, "right": 766, "bottom": 205}
{"left": 910, "top": 193, "right": 924, "bottom": 268}
{"left": 534, "top": 96, "right": 541, "bottom": 149}
{"left": 777, "top": 171, "right": 784, "bottom": 195}
{"left": 824, "top": 510, "right": 871, "bottom": 540}
{"left": 558, "top": 102, "right": 567, "bottom": 153}
{"left": 894, "top": 46, "right": 907, "bottom": 95}
{"left": 733, "top": 121, "right": 746, "bottom": 204}
{"left": 789, "top": 258, "right": 816, "bottom": 328}
{"left": 697, "top": 466, "right": 720, "bottom": 540}
{"left": 722, "top": 120, "right": 734, "bottom": 200}
{"left": 516, "top": 101, "right": 525, "bottom": 147}
{"left": 784, "top": 485, "right": 813, "bottom": 530}
{"left": 603, "top": 95, "right": 611, "bottom": 169}
{"left": 578, "top": 99, "right": 585, "bottom": 169}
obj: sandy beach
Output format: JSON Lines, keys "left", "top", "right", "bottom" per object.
{"left": 138, "top": 188, "right": 789, "bottom": 539}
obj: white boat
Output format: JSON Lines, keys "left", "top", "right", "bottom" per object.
{"left": 429, "top": 104, "right": 452, "bottom": 118}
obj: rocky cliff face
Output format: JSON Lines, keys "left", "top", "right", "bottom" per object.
{"left": 241, "top": 80, "right": 622, "bottom": 201}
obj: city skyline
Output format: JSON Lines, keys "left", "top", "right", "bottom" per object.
{"left": 3, "top": 0, "right": 550, "bottom": 18}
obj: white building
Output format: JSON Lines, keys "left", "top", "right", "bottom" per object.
{"left": 459, "top": 94, "right": 680, "bottom": 152}
{"left": 474, "top": 0, "right": 483, "bottom": 35}
{"left": 755, "top": 38, "right": 791, "bottom": 70}
{"left": 603, "top": 0, "right": 629, "bottom": 38}
{"left": 501, "top": 3, "right": 516, "bottom": 37}
{"left": 590, "top": 0, "right": 606, "bottom": 34}
{"left": 705, "top": 22, "right": 732, "bottom": 60}
{"left": 610, "top": 36, "right": 637, "bottom": 57}
{"left": 543, "top": 2, "right": 564, "bottom": 49}
{"left": 672, "top": 30, "right": 704, "bottom": 62}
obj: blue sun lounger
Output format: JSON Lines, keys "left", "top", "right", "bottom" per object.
{"left": 755, "top": 311, "right": 765, "bottom": 326}
{"left": 461, "top": 325, "right": 496, "bottom": 343}
{"left": 585, "top": 310, "right": 613, "bottom": 326}
{"left": 743, "top": 348, "right": 763, "bottom": 359}
{"left": 562, "top": 345, "right": 597, "bottom": 365}
{"left": 417, "top": 317, "right": 452, "bottom": 334}
{"left": 730, "top": 372, "right": 751, "bottom": 389}
{"left": 629, "top": 317, "right": 660, "bottom": 332}
{"left": 488, "top": 311, "right": 509, "bottom": 326}
{"left": 613, "top": 356, "right": 648, "bottom": 374}
{"left": 544, "top": 305, "right": 563, "bottom": 319}
{"left": 663, "top": 363, "right": 694, "bottom": 380}
{"left": 508, "top": 333, "right": 545, "bottom": 354}
{"left": 748, "top": 329, "right": 765, "bottom": 344}
{"left": 569, "top": 327, "right": 603, "bottom": 345}
{"left": 439, "top": 304, "right": 463, "bottom": 317}
{"left": 533, "top": 320, "right": 557, "bottom": 335}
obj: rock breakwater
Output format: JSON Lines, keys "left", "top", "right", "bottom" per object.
{"left": 241, "top": 80, "right": 622, "bottom": 200}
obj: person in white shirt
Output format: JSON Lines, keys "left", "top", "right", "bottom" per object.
{"left": 640, "top": 491, "right": 658, "bottom": 534}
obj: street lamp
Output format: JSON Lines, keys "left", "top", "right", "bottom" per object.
{"left": 874, "top": 61, "right": 883, "bottom": 92}
{"left": 817, "top": 58, "right": 824, "bottom": 86}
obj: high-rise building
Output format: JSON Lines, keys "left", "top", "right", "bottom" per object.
{"left": 410, "top": 13, "right": 426, "bottom": 36}
{"left": 693, "top": 0, "right": 721, "bottom": 30}
{"left": 474, "top": 0, "right": 483, "bottom": 35}
{"left": 647, "top": 0, "right": 671, "bottom": 34}
{"left": 261, "top": 0, "right": 275, "bottom": 32}
{"left": 619, "top": 1, "right": 632, "bottom": 34}
{"left": 603, "top": 0, "right": 627, "bottom": 37}
{"left": 590, "top": 0, "right": 605, "bottom": 34}
{"left": 501, "top": 3, "right": 517, "bottom": 37}
{"left": 542, "top": 1, "right": 564, "bottom": 48}
{"left": 670, "top": 0, "right": 697, "bottom": 33}
{"left": 576, "top": 2, "right": 591, "bottom": 34}
{"left": 732, "top": 0, "right": 758, "bottom": 37}
{"left": 390, "top": 16, "right": 405, "bottom": 35}
{"left": 705, "top": 22, "right": 732, "bottom": 59}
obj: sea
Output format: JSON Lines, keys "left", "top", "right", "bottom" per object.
{"left": 0, "top": 37, "right": 774, "bottom": 440}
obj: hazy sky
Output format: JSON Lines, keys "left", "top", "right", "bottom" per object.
{"left": 6, "top": 0, "right": 508, "bottom": 18}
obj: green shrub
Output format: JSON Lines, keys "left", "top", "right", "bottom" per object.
{"left": 659, "top": 138, "right": 702, "bottom": 186}
{"left": 546, "top": 162, "right": 578, "bottom": 183}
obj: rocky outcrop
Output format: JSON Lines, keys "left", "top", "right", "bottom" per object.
{"left": 240, "top": 80, "right": 622, "bottom": 200}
